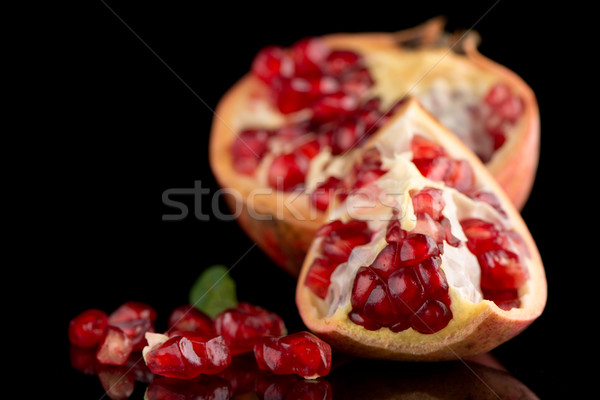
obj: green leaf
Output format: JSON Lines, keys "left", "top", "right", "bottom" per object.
{"left": 189, "top": 265, "right": 238, "bottom": 318}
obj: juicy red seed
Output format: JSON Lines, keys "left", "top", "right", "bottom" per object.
{"left": 412, "top": 188, "right": 445, "bottom": 221}
{"left": 363, "top": 283, "right": 398, "bottom": 326}
{"left": 446, "top": 159, "right": 474, "bottom": 193}
{"left": 411, "top": 135, "right": 446, "bottom": 159}
{"left": 388, "top": 268, "right": 426, "bottom": 315}
{"left": 110, "top": 317, "right": 154, "bottom": 351}
{"left": 348, "top": 309, "right": 381, "bottom": 331}
{"left": 478, "top": 249, "right": 528, "bottom": 290}
{"left": 416, "top": 256, "right": 451, "bottom": 305}
{"left": 398, "top": 233, "right": 440, "bottom": 267}
{"left": 214, "top": 302, "right": 287, "bottom": 356}
{"left": 496, "top": 95, "right": 524, "bottom": 123}
{"left": 460, "top": 218, "right": 503, "bottom": 255}
{"left": 168, "top": 305, "right": 215, "bottom": 335}
{"left": 413, "top": 156, "right": 453, "bottom": 182}
{"left": 369, "top": 243, "right": 399, "bottom": 279}
{"left": 108, "top": 301, "right": 157, "bottom": 324}
{"left": 351, "top": 267, "right": 379, "bottom": 309}
{"left": 441, "top": 217, "right": 461, "bottom": 247}
{"left": 385, "top": 219, "right": 407, "bottom": 243}
{"left": 296, "top": 139, "right": 321, "bottom": 159}
{"left": 251, "top": 46, "right": 294, "bottom": 84}
{"left": 96, "top": 326, "right": 133, "bottom": 366}
{"left": 320, "top": 220, "right": 371, "bottom": 263}
{"left": 485, "top": 83, "right": 511, "bottom": 107}
{"left": 290, "top": 37, "right": 330, "bottom": 77}
{"left": 273, "top": 121, "right": 310, "bottom": 141}
{"left": 273, "top": 78, "right": 319, "bottom": 114}
{"left": 68, "top": 309, "right": 109, "bottom": 348}
{"left": 388, "top": 317, "right": 412, "bottom": 333}
{"left": 409, "top": 299, "right": 452, "bottom": 334}
{"left": 267, "top": 153, "right": 309, "bottom": 191}
{"left": 311, "top": 92, "right": 359, "bottom": 124}
{"left": 144, "top": 334, "right": 231, "bottom": 379}
{"left": 412, "top": 213, "right": 445, "bottom": 245}
{"left": 305, "top": 257, "right": 336, "bottom": 299}
{"left": 482, "top": 289, "right": 521, "bottom": 310}
{"left": 253, "top": 331, "right": 332, "bottom": 378}
{"left": 323, "top": 50, "right": 361, "bottom": 75}
{"left": 310, "top": 176, "right": 342, "bottom": 211}
{"left": 340, "top": 67, "right": 374, "bottom": 97}
{"left": 231, "top": 129, "right": 271, "bottom": 175}
{"left": 315, "top": 220, "right": 345, "bottom": 237}
{"left": 331, "top": 119, "right": 366, "bottom": 155}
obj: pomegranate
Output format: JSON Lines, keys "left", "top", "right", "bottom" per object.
{"left": 68, "top": 309, "right": 109, "bottom": 348}
{"left": 96, "top": 326, "right": 134, "bottom": 366}
{"left": 253, "top": 331, "right": 332, "bottom": 379}
{"left": 209, "top": 18, "right": 539, "bottom": 275}
{"left": 295, "top": 100, "right": 546, "bottom": 360}
{"left": 167, "top": 304, "right": 215, "bottom": 334}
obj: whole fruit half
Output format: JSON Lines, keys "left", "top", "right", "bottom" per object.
{"left": 209, "top": 18, "right": 539, "bottom": 275}
{"left": 295, "top": 99, "right": 546, "bottom": 360}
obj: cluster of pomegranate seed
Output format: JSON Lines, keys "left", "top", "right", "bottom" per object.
{"left": 482, "top": 83, "right": 524, "bottom": 151}
{"left": 69, "top": 300, "right": 333, "bottom": 390}
{"left": 460, "top": 218, "right": 529, "bottom": 309}
{"left": 232, "top": 37, "right": 407, "bottom": 194}
{"left": 348, "top": 190, "right": 454, "bottom": 334}
{"left": 68, "top": 301, "right": 157, "bottom": 366}
{"left": 305, "top": 220, "right": 373, "bottom": 299}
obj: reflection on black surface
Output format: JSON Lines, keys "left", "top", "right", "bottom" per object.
{"left": 70, "top": 346, "right": 538, "bottom": 399}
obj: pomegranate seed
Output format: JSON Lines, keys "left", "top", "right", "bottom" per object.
{"left": 296, "top": 139, "right": 321, "bottom": 159}
{"left": 412, "top": 188, "right": 445, "bottom": 221}
{"left": 273, "top": 78, "right": 319, "bottom": 114}
{"left": 352, "top": 167, "right": 386, "bottom": 189}
{"left": 388, "top": 268, "right": 425, "bottom": 315}
{"left": 416, "top": 256, "right": 451, "bottom": 305}
{"left": 320, "top": 220, "right": 371, "bottom": 264}
{"left": 369, "top": 243, "right": 399, "bottom": 278}
{"left": 274, "top": 121, "right": 310, "bottom": 141}
{"left": 168, "top": 305, "right": 215, "bottom": 335}
{"left": 144, "top": 332, "right": 231, "bottom": 379}
{"left": 311, "top": 92, "right": 359, "bottom": 124}
{"left": 267, "top": 153, "right": 309, "bottom": 191}
{"left": 460, "top": 218, "right": 503, "bottom": 255}
{"left": 254, "top": 331, "right": 332, "bottom": 378}
{"left": 413, "top": 156, "right": 453, "bottom": 182}
{"left": 232, "top": 129, "right": 271, "bottom": 175}
{"left": 398, "top": 233, "right": 440, "bottom": 267}
{"left": 484, "top": 83, "right": 511, "bottom": 107}
{"left": 96, "top": 326, "right": 133, "bottom": 366}
{"left": 251, "top": 45, "right": 294, "bottom": 84}
{"left": 351, "top": 267, "right": 379, "bottom": 310}
{"left": 469, "top": 191, "right": 507, "bottom": 218}
{"left": 385, "top": 219, "right": 406, "bottom": 243}
{"left": 331, "top": 119, "right": 366, "bottom": 155}
{"left": 482, "top": 289, "right": 521, "bottom": 310}
{"left": 478, "top": 249, "right": 528, "bottom": 290}
{"left": 315, "top": 220, "right": 345, "bottom": 237}
{"left": 311, "top": 176, "right": 342, "bottom": 211}
{"left": 214, "top": 302, "right": 287, "bottom": 355}
{"left": 68, "top": 309, "right": 109, "bottom": 348}
{"left": 388, "top": 317, "right": 412, "bottom": 333}
{"left": 290, "top": 37, "right": 329, "bottom": 76}
{"left": 108, "top": 301, "right": 157, "bottom": 324}
{"left": 323, "top": 50, "right": 361, "bottom": 75}
{"left": 305, "top": 257, "right": 336, "bottom": 299}
{"left": 348, "top": 309, "right": 380, "bottom": 331}
{"left": 411, "top": 135, "right": 445, "bottom": 159}
{"left": 362, "top": 283, "right": 398, "bottom": 326}
{"left": 409, "top": 299, "right": 452, "bottom": 334}
{"left": 110, "top": 317, "right": 153, "bottom": 351}
{"left": 441, "top": 218, "right": 461, "bottom": 247}
{"left": 496, "top": 95, "right": 524, "bottom": 123}
{"left": 340, "top": 67, "right": 374, "bottom": 97}
{"left": 446, "top": 159, "right": 474, "bottom": 193}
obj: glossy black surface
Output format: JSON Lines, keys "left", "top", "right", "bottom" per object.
{"left": 42, "top": 1, "right": 586, "bottom": 398}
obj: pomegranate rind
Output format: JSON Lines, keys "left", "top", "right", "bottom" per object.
{"left": 209, "top": 19, "right": 539, "bottom": 276}
{"left": 295, "top": 99, "right": 546, "bottom": 360}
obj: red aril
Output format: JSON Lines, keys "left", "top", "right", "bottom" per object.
{"left": 251, "top": 46, "right": 294, "bottom": 84}
{"left": 214, "top": 302, "right": 287, "bottom": 355}
{"left": 96, "top": 326, "right": 133, "bottom": 366}
{"left": 68, "top": 309, "right": 108, "bottom": 348}
{"left": 253, "top": 331, "right": 332, "bottom": 378}
{"left": 168, "top": 304, "right": 215, "bottom": 335}
{"left": 108, "top": 301, "right": 157, "bottom": 325}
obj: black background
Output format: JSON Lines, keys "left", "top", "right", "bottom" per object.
{"left": 34, "top": 1, "right": 589, "bottom": 398}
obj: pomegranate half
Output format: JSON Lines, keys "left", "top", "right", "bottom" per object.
{"left": 295, "top": 99, "right": 546, "bottom": 360}
{"left": 209, "top": 18, "right": 539, "bottom": 275}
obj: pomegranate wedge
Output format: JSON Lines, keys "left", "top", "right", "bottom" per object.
{"left": 295, "top": 99, "right": 546, "bottom": 360}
